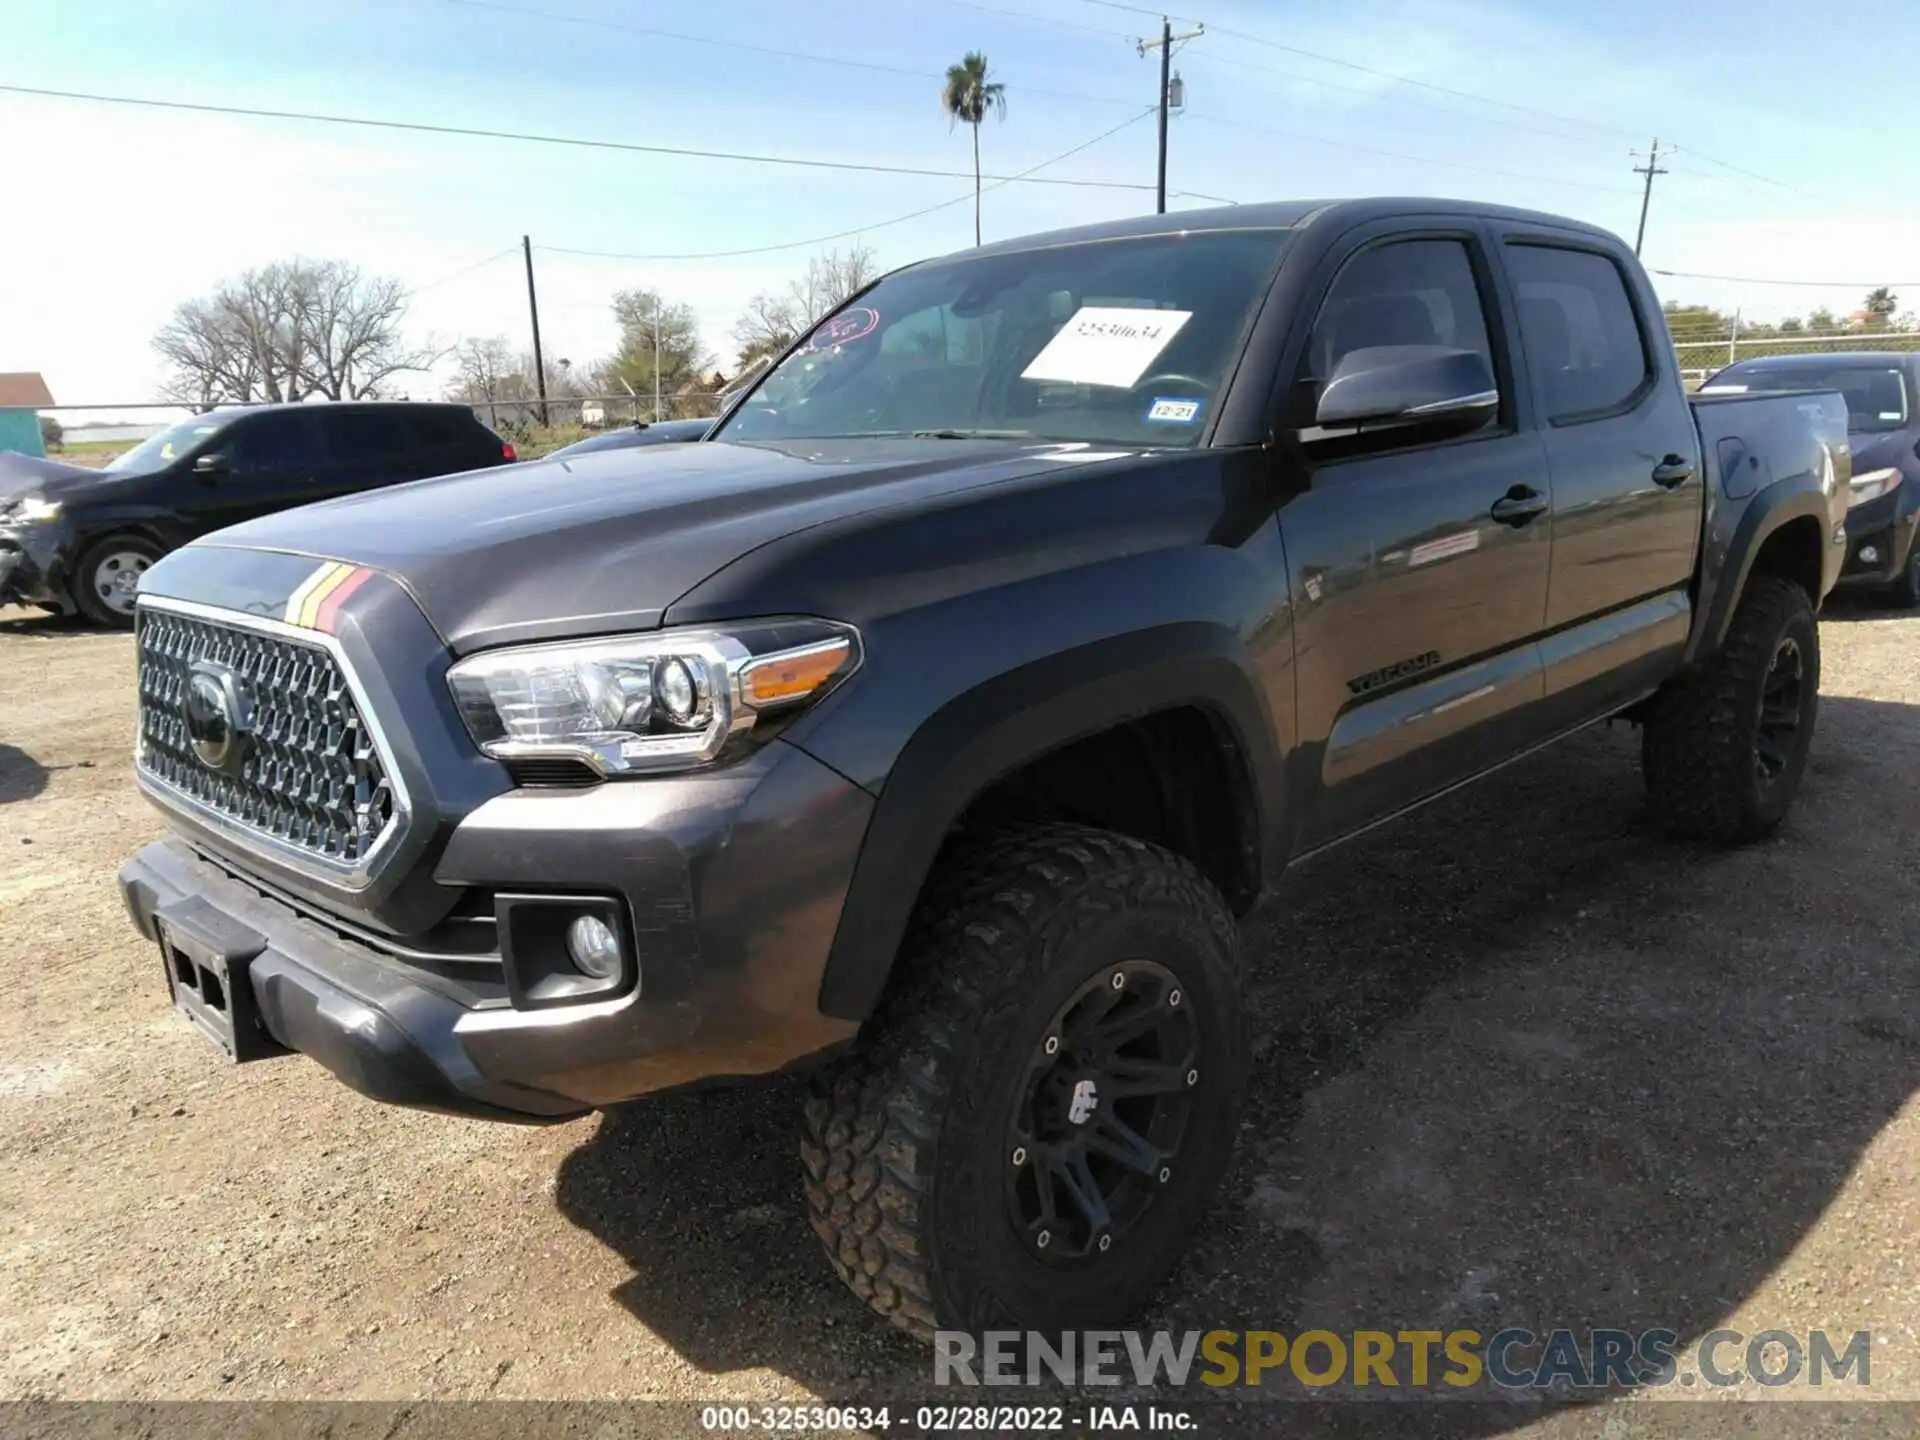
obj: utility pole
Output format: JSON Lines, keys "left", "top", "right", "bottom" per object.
{"left": 652, "top": 295, "right": 662, "bottom": 423}
{"left": 521, "top": 235, "right": 549, "bottom": 426}
{"left": 1631, "top": 138, "right": 1666, "bottom": 257}
{"left": 1139, "top": 18, "right": 1202, "bottom": 215}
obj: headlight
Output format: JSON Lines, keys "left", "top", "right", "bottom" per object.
{"left": 447, "top": 618, "right": 861, "bottom": 776}
{"left": 1848, "top": 467, "right": 1902, "bottom": 508}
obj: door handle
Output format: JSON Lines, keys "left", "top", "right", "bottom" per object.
{"left": 1490, "top": 485, "right": 1549, "bottom": 527}
{"left": 1651, "top": 454, "right": 1695, "bottom": 489}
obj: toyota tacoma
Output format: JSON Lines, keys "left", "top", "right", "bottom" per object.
{"left": 119, "top": 198, "right": 1850, "bottom": 1340}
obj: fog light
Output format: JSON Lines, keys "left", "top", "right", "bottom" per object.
{"left": 565, "top": 914, "right": 623, "bottom": 980}
{"left": 1860, "top": 544, "right": 1881, "bottom": 565}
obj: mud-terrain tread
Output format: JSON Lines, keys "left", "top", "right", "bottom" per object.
{"left": 1642, "top": 575, "right": 1818, "bottom": 842}
{"left": 798, "top": 823, "right": 1239, "bottom": 1341}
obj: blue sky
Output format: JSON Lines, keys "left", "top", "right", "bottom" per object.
{"left": 5, "top": 0, "right": 1918, "bottom": 409}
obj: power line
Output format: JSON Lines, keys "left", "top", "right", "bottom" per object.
{"left": 1178, "top": 49, "right": 1623, "bottom": 150}
{"left": 1070, "top": 0, "right": 1204, "bottom": 20}
{"left": 907, "top": 0, "right": 1140, "bottom": 41}
{"left": 414, "top": 245, "right": 520, "bottom": 293}
{"left": 1190, "top": 23, "right": 1835, "bottom": 203}
{"left": 1652, "top": 269, "right": 1918, "bottom": 288}
{"left": 0, "top": 82, "right": 1157, "bottom": 190}
{"left": 1666, "top": 144, "right": 1824, "bottom": 201}
{"left": 440, "top": 0, "right": 1141, "bottom": 111}
{"left": 537, "top": 107, "right": 1160, "bottom": 262}
{"left": 1200, "top": 23, "right": 1641, "bottom": 141}
{"left": 1182, "top": 112, "right": 1639, "bottom": 195}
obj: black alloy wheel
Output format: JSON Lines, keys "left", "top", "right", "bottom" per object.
{"left": 1006, "top": 960, "right": 1199, "bottom": 1264}
{"left": 1754, "top": 634, "right": 1805, "bottom": 787}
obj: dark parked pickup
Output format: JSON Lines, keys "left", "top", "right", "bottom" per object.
{"left": 0, "top": 402, "right": 513, "bottom": 626}
{"left": 119, "top": 198, "right": 1849, "bottom": 1340}
{"left": 547, "top": 417, "right": 714, "bottom": 458}
{"left": 1703, "top": 350, "right": 1920, "bottom": 605}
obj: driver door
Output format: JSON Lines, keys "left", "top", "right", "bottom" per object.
{"left": 1277, "top": 228, "right": 1556, "bottom": 848}
{"left": 185, "top": 412, "right": 324, "bottom": 536}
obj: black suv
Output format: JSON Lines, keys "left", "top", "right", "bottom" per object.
{"left": 0, "top": 402, "right": 513, "bottom": 626}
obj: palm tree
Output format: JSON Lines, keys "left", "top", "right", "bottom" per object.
{"left": 942, "top": 51, "right": 1007, "bottom": 246}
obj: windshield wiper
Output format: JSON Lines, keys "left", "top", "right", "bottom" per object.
{"left": 807, "top": 428, "right": 1039, "bottom": 441}
{"left": 908, "top": 428, "right": 1035, "bottom": 440}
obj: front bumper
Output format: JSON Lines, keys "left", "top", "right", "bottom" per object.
{"left": 0, "top": 520, "right": 72, "bottom": 610}
{"left": 120, "top": 739, "right": 873, "bottom": 1121}
{"left": 1834, "top": 508, "right": 1918, "bottom": 588}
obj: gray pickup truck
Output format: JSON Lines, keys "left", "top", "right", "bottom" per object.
{"left": 119, "top": 198, "right": 1849, "bottom": 1341}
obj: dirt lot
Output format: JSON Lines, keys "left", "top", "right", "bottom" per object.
{"left": 2, "top": 598, "right": 1916, "bottom": 1435}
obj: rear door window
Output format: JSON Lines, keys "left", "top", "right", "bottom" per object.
{"left": 226, "top": 414, "right": 314, "bottom": 473}
{"left": 326, "top": 410, "right": 413, "bottom": 463}
{"left": 405, "top": 409, "right": 466, "bottom": 450}
{"left": 1505, "top": 244, "right": 1651, "bottom": 421}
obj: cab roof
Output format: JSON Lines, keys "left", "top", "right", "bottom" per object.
{"left": 959, "top": 196, "right": 1622, "bottom": 261}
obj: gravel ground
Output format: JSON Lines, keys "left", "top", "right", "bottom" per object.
{"left": 1, "top": 598, "right": 1916, "bottom": 1438}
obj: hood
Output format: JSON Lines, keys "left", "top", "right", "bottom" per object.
{"left": 0, "top": 451, "right": 121, "bottom": 505}
{"left": 188, "top": 437, "right": 1150, "bottom": 652}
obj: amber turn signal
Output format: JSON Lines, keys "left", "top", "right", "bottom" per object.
{"left": 742, "top": 639, "right": 853, "bottom": 708}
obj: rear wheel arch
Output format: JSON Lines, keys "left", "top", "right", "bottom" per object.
{"left": 1690, "top": 483, "right": 1831, "bottom": 663}
{"left": 813, "top": 628, "right": 1283, "bottom": 1023}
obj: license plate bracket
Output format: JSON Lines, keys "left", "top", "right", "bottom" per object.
{"left": 155, "top": 898, "right": 284, "bottom": 1063}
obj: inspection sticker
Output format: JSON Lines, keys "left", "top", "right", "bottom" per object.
{"left": 807, "top": 306, "right": 880, "bottom": 349}
{"left": 1146, "top": 396, "right": 1203, "bottom": 425}
{"left": 1021, "top": 306, "right": 1191, "bottom": 389}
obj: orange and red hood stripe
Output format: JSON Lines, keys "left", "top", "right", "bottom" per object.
{"left": 282, "top": 561, "right": 375, "bottom": 632}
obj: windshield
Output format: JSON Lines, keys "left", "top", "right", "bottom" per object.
{"left": 1704, "top": 363, "right": 1911, "bottom": 433}
{"left": 107, "top": 416, "right": 232, "bottom": 473}
{"left": 715, "top": 229, "right": 1292, "bottom": 449}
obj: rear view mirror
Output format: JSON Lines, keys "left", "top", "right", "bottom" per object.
{"left": 1313, "top": 345, "right": 1498, "bottom": 433}
{"left": 193, "top": 451, "right": 231, "bottom": 478}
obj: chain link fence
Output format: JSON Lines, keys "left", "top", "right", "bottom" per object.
{"left": 1674, "top": 329, "right": 1920, "bottom": 388}
{"left": 473, "top": 392, "right": 728, "bottom": 449}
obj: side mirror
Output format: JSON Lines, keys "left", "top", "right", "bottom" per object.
{"left": 1312, "top": 345, "right": 1498, "bottom": 434}
{"left": 193, "top": 451, "right": 231, "bottom": 478}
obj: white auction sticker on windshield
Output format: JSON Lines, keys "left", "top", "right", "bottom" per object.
{"left": 1020, "top": 307, "right": 1192, "bottom": 389}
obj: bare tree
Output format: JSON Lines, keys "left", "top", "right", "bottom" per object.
{"left": 731, "top": 291, "right": 805, "bottom": 373}
{"left": 295, "top": 262, "right": 447, "bottom": 399}
{"left": 450, "top": 335, "right": 518, "bottom": 403}
{"left": 153, "top": 260, "right": 442, "bottom": 405}
{"left": 806, "top": 244, "right": 881, "bottom": 314}
{"left": 447, "top": 336, "right": 587, "bottom": 408}
{"left": 731, "top": 245, "right": 880, "bottom": 370}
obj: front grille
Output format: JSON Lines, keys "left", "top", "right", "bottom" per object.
{"left": 136, "top": 606, "right": 398, "bottom": 869}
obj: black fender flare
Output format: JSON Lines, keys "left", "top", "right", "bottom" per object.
{"left": 813, "top": 622, "right": 1283, "bottom": 1022}
{"left": 1686, "top": 476, "right": 1835, "bottom": 666}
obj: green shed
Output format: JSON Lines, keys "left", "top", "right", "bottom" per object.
{"left": 0, "top": 373, "right": 55, "bottom": 457}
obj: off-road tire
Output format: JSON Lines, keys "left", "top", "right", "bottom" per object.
{"left": 1642, "top": 575, "right": 1819, "bottom": 842}
{"left": 799, "top": 823, "right": 1247, "bottom": 1340}
{"left": 72, "top": 533, "right": 163, "bottom": 629}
